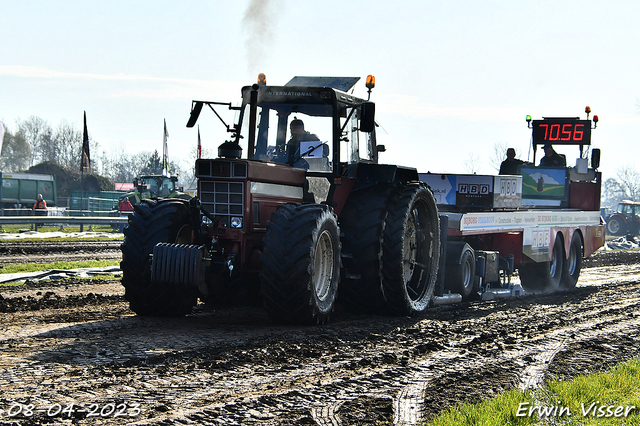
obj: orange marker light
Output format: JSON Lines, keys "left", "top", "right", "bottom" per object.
{"left": 593, "top": 115, "right": 599, "bottom": 123}
{"left": 366, "top": 75, "right": 375, "bottom": 90}
{"left": 257, "top": 73, "right": 267, "bottom": 85}
{"left": 585, "top": 106, "right": 591, "bottom": 114}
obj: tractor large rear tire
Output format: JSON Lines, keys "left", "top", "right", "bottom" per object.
{"left": 519, "top": 234, "right": 564, "bottom": 293}
{"left": 339, "top": 185, "right": 394, "bottom": 313}
{"left": 260, "top": 203, "right": 340, "bottom": 324}
{"left": 381, "top": 183, "right": 440, "bottom": 316}
{"left": 121, "top": 198, "right": 198, "bottom": 316}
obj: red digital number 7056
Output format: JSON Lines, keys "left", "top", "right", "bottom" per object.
{"left": 539, "top": 124, "right": 584, "bottom": 141}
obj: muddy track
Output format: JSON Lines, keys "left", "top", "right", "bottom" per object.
{"left": 0, "top": 241, "right": 122, "bottom": 265}
{"left": 0, "top": 250, "right": 639, "bottom": 425}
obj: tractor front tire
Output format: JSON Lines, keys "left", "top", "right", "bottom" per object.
{"left": 120, "top": 198, "right": 198, "bottom": 316}
{"left": 260, "top": 203, "right": 340, "bottom": 324}
{"left": 382, "top": 183, "right": 440, "bottom": 316}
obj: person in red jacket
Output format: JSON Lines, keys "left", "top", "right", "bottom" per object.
{"left": 119, "top": 196, "right": 134, "bottom": 213}
{"left": 33, "top": 194, "right": 47, "bottom": 213}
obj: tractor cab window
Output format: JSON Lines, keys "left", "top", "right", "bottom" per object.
{"left": 340, "top": 106, "right": 376, "bottom": 165}
{"left": 158, "top": 177, "right": 176, "bottom": 196}
{"left": 250, "top": 105, "right": 333, "bottom": 172}
{"left": 142, "top": 178, "right": 159, "bottom": 195}
{"left": 619, "top": 204, "right": 632, "bottom": 215}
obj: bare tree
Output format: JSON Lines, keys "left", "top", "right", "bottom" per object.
{"left": 16, "top": 116, "right": 52, "bottom": 166}
{"left": 463, "top": 153, "right": 482, "bottom": 174}
{"left": 0, "top": 123, "right": 32, "bottom": 172}
{"left": 615, "top": 166, "right": 640, "bottom": 200}
{"left": 53, "top": 120, "right": 83, "bottom": 169}
{"left": 178, "top": 145, "right": 216, "bottom": 190}
{"left": 489, "top": 142, "right": 510, "bottom": 173}
{"left": 601, "top": 165, "right": 640, "bottom": 207}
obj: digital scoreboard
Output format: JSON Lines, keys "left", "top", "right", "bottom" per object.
{"left": 531, "top": 118, "right": 591, "bottom": 145}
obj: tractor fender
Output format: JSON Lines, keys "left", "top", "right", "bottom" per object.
{"left": 352, "top": 163, "right": 419, "bottom": 192}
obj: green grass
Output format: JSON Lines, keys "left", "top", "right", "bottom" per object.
{"left": 0, "top": 223, "right": 124, "bottom": 236}
{"left": 425, "top": 358, "right": 640, "bottom": 425}
{"left": 0, "top": 259, "right": 120, "bottom": 275}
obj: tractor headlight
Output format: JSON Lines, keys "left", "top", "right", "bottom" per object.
{"left": 230, "top": 216, "right": 243, "bottom": 229}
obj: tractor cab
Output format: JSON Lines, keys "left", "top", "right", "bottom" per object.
{"left": 120, "top": 75, "right": 441, "bottom": 324}
{"left": 188, "top": 75, "right": 380, "bottom": 175}
{"left": 118, "top": 175, "right": 184, "bottom": 213}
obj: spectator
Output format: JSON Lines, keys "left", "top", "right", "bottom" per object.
{"left": 499, "top": 148, "right": 525, "bottom": 175}
{"left": 539, "top": 144, "right": 566, "bottom": 167}
{"left": 33, "top": 194, "right": 47, "bottom": 214}
{"left": 119, "top": 197, "right": 134, "bottom": 213}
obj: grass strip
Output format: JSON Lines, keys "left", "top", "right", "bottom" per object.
{"left": 0, "top": 224, "right": 124, "bottom": 235}
{"left": 425, "top": 357, "right": 640, "bottom": 425}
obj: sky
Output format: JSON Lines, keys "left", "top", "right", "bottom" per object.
{"left": 1, "top": 0, "right": 639, "bottom": 180}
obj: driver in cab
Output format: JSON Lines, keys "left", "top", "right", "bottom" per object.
{"left": 287, "top": 118, "right": 320, "bottom": 166}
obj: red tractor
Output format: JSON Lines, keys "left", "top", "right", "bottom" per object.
{"left": 120, "top": 75, "right": 440, "bottom": 324}
{"left": 606, "top": 200, "right": 640, "bottom": 236}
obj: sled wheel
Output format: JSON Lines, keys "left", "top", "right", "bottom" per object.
{"left": 519, "top": 234, "right": 564, "bottom": 293}
{"left": 444, "top": 242, "right": 476, "bottom": 299}
{"left": 560, "top": 232, "right": 583, "bottom": 289}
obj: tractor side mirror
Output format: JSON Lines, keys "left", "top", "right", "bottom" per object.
{"left": 186, "top": 101, "right": 204, "bottom": 128}
{"left": 360, "top": 102, "right": 375, "bottom": 133}
{"left": 591, "top": 148, "right": 600, "bottom": 169}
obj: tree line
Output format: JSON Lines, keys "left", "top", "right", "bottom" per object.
{"left": 1, "top": 116, "right": 197, "bottom": 187}
{"left": 3, "top": 116, "right": 637, "bottom": 206}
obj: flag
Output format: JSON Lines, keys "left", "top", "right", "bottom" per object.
{"left": 197, "top": 125, "right": 202, "bottom": 159}
{"left": 0, "top": 121, "right": 5, "bottom": 153}
{"left": 81, "top": 111, "right": 91, "bottom": 173}
{"left": 162, "top": 119, "right": 169, "bottom": 176}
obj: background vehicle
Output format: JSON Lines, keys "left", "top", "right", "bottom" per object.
{"left": 605, "top": 200, "right": 640, "bottom": 236}
{"left": 0, "top": 172, "right": 56, "bottom": 213}
{"left": 117, "top": 174, "right": 190, "bottom": 212}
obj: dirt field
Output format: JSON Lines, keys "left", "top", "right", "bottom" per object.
{"left": 1, "top": 244, "right": 639, "bottom": 425}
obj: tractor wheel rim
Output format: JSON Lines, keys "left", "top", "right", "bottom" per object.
{"left": 403, "top": 211, "right": 418, "bottom": 284}
{"left": 313, "top": 229, "right": 334, "bottom": 302}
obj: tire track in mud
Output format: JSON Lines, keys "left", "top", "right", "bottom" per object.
{"left": 1, "top": 259, "right": 640, "bottom": 425}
